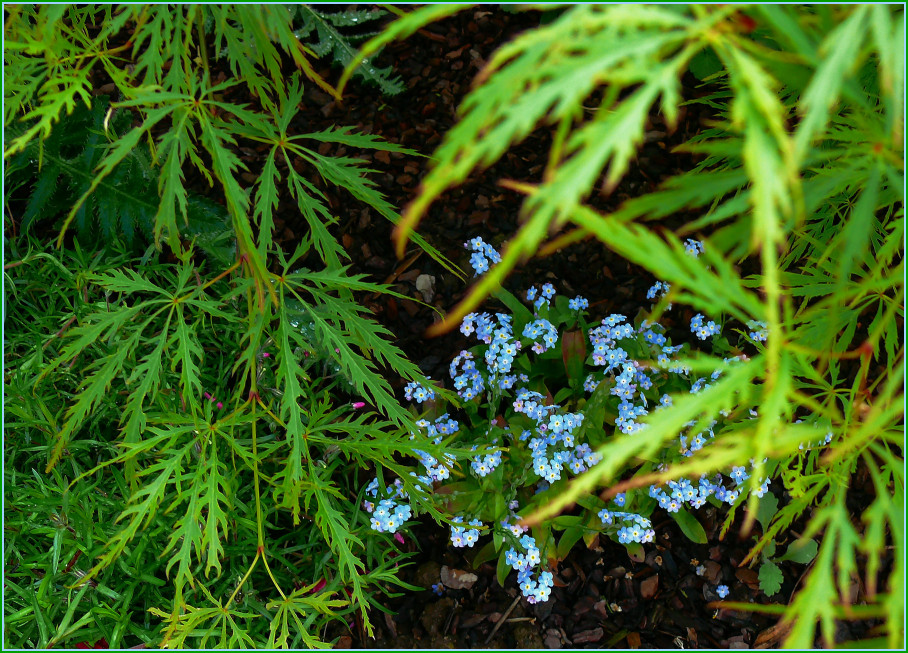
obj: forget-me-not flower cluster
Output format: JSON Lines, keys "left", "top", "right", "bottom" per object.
{"left": 598, "top": 506, "right": 656, "bottom": 544}
{"left": 465, "top": 237, "right": 502, "bottom": 276}
{"left": 526, "top": 283, "right": 556, "bottom": 311}
{"left": 364, "top": 478, "right": 412, "bottom": 534}
{"left": 646, "top": 280, "right": 670, "bottom": 302}
{"left": 690, "top": 313, "right": 722, "bottom": 341}
{"left": 449, "top": 516, "right": 483, "bottom": 548}
{"left": 523, "top": 318, "right": 558, "bottom": 353}
{"left": 505, "top": 533, "right": 555, "bottom": 603}
{"left": 367, "top": 234, "right": 812, "bottom": 605}
{"left": 684, "top": 238, "right": 705, "bottom": 257}
{"left": 747, "top": 320, "right": 768, "bottom": 342}
{"left": 404, "top": 380, "right": 436, "bottom": 403}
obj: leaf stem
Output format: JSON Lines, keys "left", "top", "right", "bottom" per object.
{"left": 225, "top": 549, "right": 261, "bottom": 607}
{"left": 178, "top": 257, "right": 243, "bottom": 301}
{"left": 195, "top": 7, "right": 210, "bottom": 81}
{"left": 261, "top": 553, "right": 288, "bottom": 601}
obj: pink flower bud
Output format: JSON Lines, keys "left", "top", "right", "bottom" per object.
{"left": 216, "top": 402, "right": 223, "bottom": 409}
{"left": 394, "top": 532, "right": 405, "bottom": 545}
{"left": 204, "top": 392, "right": 214, "bottom": 401}
{"left": 352, "top": 402, "right": 366, "bottom": 409}
{"left": 263, "top": 352, "right": 270, "bottom": 358}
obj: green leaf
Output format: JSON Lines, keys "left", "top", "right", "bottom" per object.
{"left": 671, "top": 509, "right": 708, "bottom": 544}
{"left": 5, "top": 67, "right": 93, "bottom": 156}
{"left": 755, "top": 491, "right": 779, "bottom": 534}
{"left": 492, "top": 288, "right": 533, "bottom": 331}
{"left": 287, "top": 281, "right": 427, "bottom": 429}
{"left": 793, "top": 6, "right": 870, "bottom": 160}
{"left": 46, "top": 335, "right": 138, "bottom": 472}
{"left": 169, "top": 310, "right": 204, "bottom": 402}
{"left": 252, "top": 148, "right": 280, "bottom": 256}
{"left": 689, "top": 46, "right": 723, "bottom": 81}
{"left": 552, "top": 515, "right": 582, "bottom": 529}
{"left": 572, "top": 206, "right": 766, "bottom": 325}
{"left": 306, "top": 474, "right": 371, "bottom": 635}
{"left": 294, "top": 125, "right": 421, "bottom": 156}
{"left": 576, "top": 493, "right": 607, "bottom": 513}
{"left": 470, "top": 540, "right": 498, "bottom": 569}
{"left": 497, "top": 548, "right": 512, "bottom": 589}
{"left": 273, "top": 300, "right": 311, "bottom": 522}
{"left": 58, "top": 105, "right": 176, "bottom": 247}
{"left": 777, "top": 538, "right": 819, "bottom": 565}
{"left": 266, "top": 585, "right": 346, "bottom": 649}
{"left": 6, "top": 99, "right": 160, "bottom": 243}
{"left": 92, "top": 440, "right": 195, "bottom": 578}
{"left": 556, "top": 527, "right": 585, "bottom": 560}
{"left": 759, "top": 560, "right": 784, "bottom": 596}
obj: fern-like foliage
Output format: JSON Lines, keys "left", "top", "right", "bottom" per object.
{"left": 6, "top": 98, "right": 156, "bottom": 242}
{"left": 5, "top": 97, "right": 236, "bottom": 265}
{"left": 5, "top": 239, "right": 456, "bottom": 646}
{"left": 4, "top": 5, "right": 451, "bottom": 284}
{"left": 4, "top": 5, "right": 458, "bottom": 648}
{"left": 294, "top": 6, "right": 404, "bottom": 95}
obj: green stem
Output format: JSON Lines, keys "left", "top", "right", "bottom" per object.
{"left": 226, "top": 550, "right": 260, "bottom": 607}
{"left": 195, "top": 7, "right": 210, "bottom": 81}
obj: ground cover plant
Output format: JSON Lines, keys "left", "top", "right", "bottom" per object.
{"left": 3, "top": 3, "right": 905, "bottom": 650}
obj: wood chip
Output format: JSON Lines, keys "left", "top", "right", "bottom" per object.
{"left": 400, "top": 298, "right": 420, "bottom": 318}
{"left": 440, "top": 565, "right": 478, "bottom": 590}
{"left": 384, "top": 612, "right": 397, "bottom": 639}
{"left": 735, "top": 567, "right": 760, "bottom": 590}
{"left": 544, "top": 630, "right": 563, "bottom": 649}
{"left": 572, "top": 627, "right": 604, "bottom": 644}
{"left": 459, "top": 613, "right": 486, "bottom": 629}
{"left": 640, "top": 574, "right": 659, "bottom": 599}
{"left": 686, "top": 626, "right": 699, "bottom": 648}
